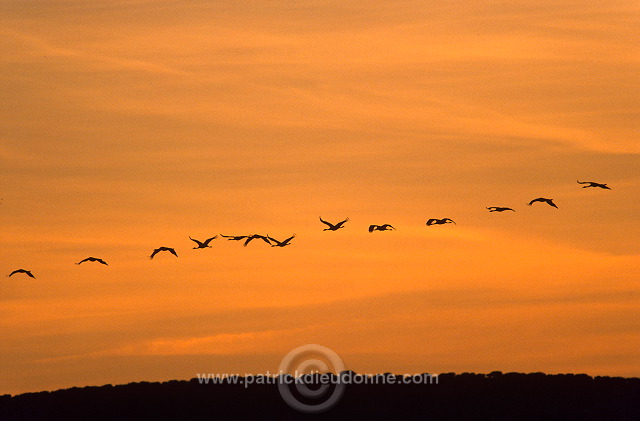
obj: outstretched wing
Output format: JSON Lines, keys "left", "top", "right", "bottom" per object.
{"left": 221, "top": 234, "right": 246, "bottom": 240}
{"left": 335, "top": 217, "right": 349, "bottom": 227}
{"left": 189, "top": 236, "right": 204, "bottom": 247}
{"left": 368, "top": 225, "right": 377, "bottom": 232}
{"left": 203, "top": 236, "right": 217, "bottom": 245}
{"left": 319, "top": 217, "right": 333, "bottom": 228}
{"left": 149, "top": 248, "right": 160, "bottom": 259}
{"left": 167, "top": 248, "right": 178, "bottom": 257}
{"left": 76, "top": 257, "right": 90, "bottom": 265}
{"left": 9, "top": 269, "right": 35, "bottom": 278}
{"left": 426, "top": 219, "right": 437, "bottom": 225}
{"left": 444, "top": 218, "right": 456, "bottom": 224}
{"left": 257, "top": 235, "right": 271, "bottom": 244}
{"left": 96, "top": 258, "right": 108, "bottom": 265}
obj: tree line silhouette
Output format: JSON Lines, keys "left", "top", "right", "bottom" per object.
{"left": 1, "top": 371, "right": 638, "bottom": 420}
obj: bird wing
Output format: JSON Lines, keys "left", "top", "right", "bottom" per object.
{"left": 426, "top": 219, "right": 437, "bottom": 225}
{"left": 283, "top": 234, "right": 296, "bottom": 244}
{"left": 96, "top": 258, "right": 108, "bottom": 265}
{"left": 336, "top": 217, "right": 349, "bottom": 227}
{"left": 269, "top": 238, "right": 284, "bottom": 246}
{"left": 76, "top": 257, "right": 89, "bottom": 265}
{"left": 189, "top": 236, "right": 204, "bottom": 246}
{"left": 9, "top": 269, "right": 34, "bottom": 278}
{"left": 444, "top": 218, "right": 456, "bottom": 224}
{"left": 150, "top": 249, "right": 160, "bottom": 259}
{"left": 168, "top": 248, "right": 178, "bottom": 257}
{"left": 203, "top": 236, "right": 217, "bottom": 245}
{"left": 577, "top": 180, "right": 589, "bottom": 185}
{"left": 222, "top": 235, "right": 246, "bottom": 240}
{"left": 319, "top": 217, "right": 333, "bottom": 228}
{"left": 368, "top": 225, "right": 377, "bottom": 232}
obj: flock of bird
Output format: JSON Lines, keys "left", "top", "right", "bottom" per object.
{"left": 5, "top": 181, "right": 611, "bottom": 279}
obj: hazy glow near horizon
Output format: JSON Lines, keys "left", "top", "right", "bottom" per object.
{"left": 1, "top": 0, "right": 639, "bottom": 394}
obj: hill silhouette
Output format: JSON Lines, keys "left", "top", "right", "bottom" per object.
{"left": 1, "top": 371, "right": 639, "bottom": 420}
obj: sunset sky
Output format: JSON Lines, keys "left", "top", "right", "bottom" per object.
{"left": 1, "top": 0, "right": 639, "bottom": 395}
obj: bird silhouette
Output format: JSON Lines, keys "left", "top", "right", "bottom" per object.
{"left": 267, "top": 234, "right": 296, "bottom": 247}
{"left": 527, "top": 198, "right": 558, "bottom": 208}
{"left": 319, "top": 217, "right": 349, "bottom": 231}
{"left": 150, "top": 247, "right": 178, "bottom": 259}
{"left": 189, "top": 236, "right": 217, "bottom": 249}
{"left": 426, "top": 218, "right": 456, "bottom": 226}
{"left": 76, "top": 257, "right": 108, "bottom": 265}
{"left": 243, "top": 234, "right": 272, "bottom": 247}
{"left": 486, "top": 207, "right": 515, "bottom": 212}
{"left": 577, "top": 181, "right": 611, "bottom": 190}
{"left": 220, "top": 234, "right": 248, "bottom": 241}
{"left": 8, "top": 269, "right": 35, "bottom": 278}
{"left": 368, "top": 224, "right": 395, "bottom": 232}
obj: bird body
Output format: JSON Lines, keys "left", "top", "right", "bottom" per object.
{"left": 8, "top": 269, "right": 35, "bottom": 278}
{"left": 220, "top": 234, "right": 248, "bottom": 241}
{"left": 76, "top": 257, "right": 108, "bottom": 265}
{"left": 368, "top": 224, "right": 395, "bottom": 232}
{"left": 189, "top": 236, "right": 217, "bottom": 249}
{"left": 267, "top": 234, "right": 296, "bottom": 247}
{"left": 527, "top": 198, "right": 558, "bottom": 208}
{"left": 577, "top": 181, "right": 611, "bottom": 189}
{"left": 319, "top": 217, "right": 349, "bottom": 231}
{"left": 486, "top": 207, "right": 515, "bottom": 212}
{"left": 426, "top": 218, "right": 456, "bottom": 226}
{"left": 150, "top": 247, "right": 178, "bottom": 259}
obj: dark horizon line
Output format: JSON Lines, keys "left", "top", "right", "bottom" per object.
{"left": 5, "top": 370, "right": 640, "bottom": 398}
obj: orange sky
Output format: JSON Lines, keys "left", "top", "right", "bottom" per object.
{"left": 1, "top": 0, "right": 639, "bottom": 394}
